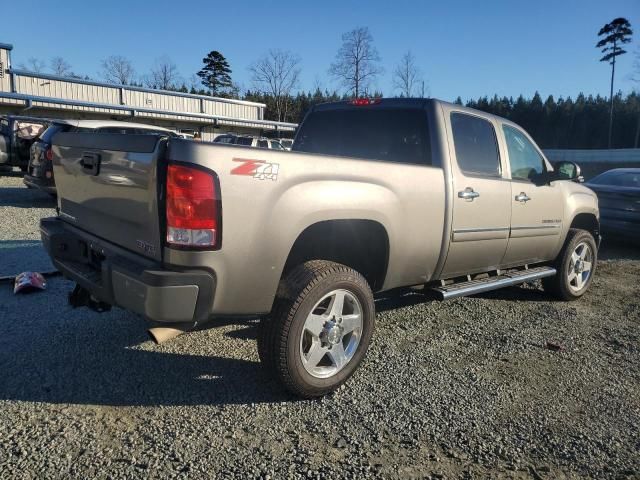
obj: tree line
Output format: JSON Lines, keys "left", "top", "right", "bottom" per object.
{"left": 14, "top": 19, "right": 640, "bottom": 148}
{"left": 457, "top": 92, "right": 640, "bottom": 149}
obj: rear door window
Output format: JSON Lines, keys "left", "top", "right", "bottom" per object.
{"left": 257, "top": 139, "right": 268, "bottom": 149}
{"left": 450, "top": 113, "right": 501, "bottom": 177}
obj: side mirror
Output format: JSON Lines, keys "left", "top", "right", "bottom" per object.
{"left": 553, "top": 161, "right": 582, "bottom": 181}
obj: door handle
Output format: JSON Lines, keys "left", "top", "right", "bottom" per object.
{"left": 458, "top": 188, "right": 480, "bottom": 201}
{"left": 80, "top": 152, "right": 100, "bottom": 176}
{"left": 515, "top": 192, "right": 531, "bottom": 203}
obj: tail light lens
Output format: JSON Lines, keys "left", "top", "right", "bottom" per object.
{"left": 166, "top": 163, "right": 221, "bottom": 249}
{"left": 44, "top": 147, "right": 53, "bottom": 161}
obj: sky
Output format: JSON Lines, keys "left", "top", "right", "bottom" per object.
{"left": 2, "top": 0, "right": 639, "bottom": 102}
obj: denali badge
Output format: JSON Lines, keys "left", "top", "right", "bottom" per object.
{"left": 136, "top": 240, "right": 156, "bottom": 255}
{"left": 231, "top": 158, "right": 279, "bottom": 181}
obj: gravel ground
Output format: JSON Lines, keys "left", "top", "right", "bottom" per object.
{"left": 0, "top": 174, "right": 639, "bottom": 479}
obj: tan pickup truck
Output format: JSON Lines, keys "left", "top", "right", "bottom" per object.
{"left": 41, "top": 98, "right": 599, "bottom": 397}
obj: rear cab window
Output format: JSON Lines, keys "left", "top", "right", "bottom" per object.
{"left": 450, "top": 112, "right": 501, "bottom": 177}
{"left": 293, "top": 105, "right": 432, "bottom": 165}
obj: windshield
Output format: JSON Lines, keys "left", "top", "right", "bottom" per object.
{"left": 293, "top": 107, "right": 431, "bottom": 165}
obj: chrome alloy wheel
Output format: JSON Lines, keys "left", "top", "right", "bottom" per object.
{"left": 568, "top": 241, "right": 593, "bottom": 292}
{"left": 299, "top": 289, "right": 363, "bottom": 379}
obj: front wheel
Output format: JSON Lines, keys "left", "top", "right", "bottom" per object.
{"left": 258, "top": 260, "right": 375, "bottom": 398}
{"left": 542, "top": 228, "right": 597, "bottom": 300}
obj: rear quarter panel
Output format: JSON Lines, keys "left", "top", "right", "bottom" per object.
{"left": 165, "top": 140, "right": 446, "bottom": 315}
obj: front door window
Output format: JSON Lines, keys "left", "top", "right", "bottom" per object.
{"left": 503, "top": 125, "right": 546, "bottom": 181}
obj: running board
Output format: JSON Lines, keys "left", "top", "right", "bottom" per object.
{"left": 431, "top": 266, "right": 556, "bottom": 300}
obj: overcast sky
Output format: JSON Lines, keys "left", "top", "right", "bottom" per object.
{"left": 3, "top": 0, "right": 639, "bottom": 101}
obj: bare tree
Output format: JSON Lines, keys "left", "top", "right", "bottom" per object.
{"left": 50, "top": 57, "right": 72, "bottom": 76}
{"left": 250, "top": 49, "right": 301, "bottom": 122}
{"left": 188, "top": 74, "right": 201, "bottom": 93}
{"left": 145, "top": 55, "right": 180, "bottom": 90}
{"left": 100, "top": 55, "right": 136, "bottom": 85}
{"left": 392, "top": 51, "right": 426, "bottom": 97}
{"left": 633, "top": 47, "right": 640, "bottom": 147}
{"left": 329, "top": 27, "right": 382, "bottom": 97}
{"left": 632, "top": 46, "right": 640, "bottom": 85}
{"left": 19, "top": 57, "right": 46, "bottom": 73}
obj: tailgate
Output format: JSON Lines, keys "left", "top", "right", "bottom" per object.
{"left": 52, "top": 132, "right": 168, "bottom": 261}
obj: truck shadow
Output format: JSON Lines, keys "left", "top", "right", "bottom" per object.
{"left": 0, "top": 282, "right": 292, "bottom": 407}
{"left": 598, "top": 237, "right": 640, "bottom": 261}
{"left": 0, "top": 186, "right": 56, "bottom": 208}
{"left": 0, "top": 240, "right": 56, "bottom": 277}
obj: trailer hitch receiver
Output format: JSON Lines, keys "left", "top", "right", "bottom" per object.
{"left": 68, "top": 284, "right": 112, "bottom": 313}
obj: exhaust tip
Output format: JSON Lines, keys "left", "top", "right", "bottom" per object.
{"left": 148, "top": 324, "right": 192, "bottom": 344}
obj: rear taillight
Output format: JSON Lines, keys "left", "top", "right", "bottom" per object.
{"left": 166, "top": 163, "right": 221, "bottom": 249}
{"left": 44, "top": 147, "right": 53, "bottom": 162}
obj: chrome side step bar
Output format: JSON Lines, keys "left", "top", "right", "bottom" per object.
{"left": 431, "top": 266, "right": 556, "bottom": 300}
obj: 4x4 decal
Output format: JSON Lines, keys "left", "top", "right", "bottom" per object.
{"left": 231, "top": 158, "right": 279, "bottom": 181}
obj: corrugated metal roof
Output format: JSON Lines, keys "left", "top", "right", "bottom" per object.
{"left": 0, "top": 91, "right": 297, "bottom": 131}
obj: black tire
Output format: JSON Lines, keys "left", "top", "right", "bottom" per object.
{"left": 542, "top": 228, "right": 597, "bottom": 301}
{"left": 258, "top": 260, "right": 375, "bottom": 398}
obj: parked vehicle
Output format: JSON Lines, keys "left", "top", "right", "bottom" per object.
{"left": 586, "top": 168, "right": 640, "bottom": 239}
{"left": 213, "top": 133, "right": 285, "bottom": 150}
{"left": 0, "top": 115, "right": 48, "bottom": 172}
{"left": 278, "top": 138, "right": 293, "bottom": 150}
{"left": 41, "top": 98, "right": 599, "bottom": 398}
{"left": 24, "top": 120, "right": 178, "bottom": 194}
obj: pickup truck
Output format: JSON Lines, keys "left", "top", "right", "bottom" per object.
{"left": 40, "top": 98, "right": 600, "bottom": 398}
{"left": 24, "top": 119, "right": 179, "bottom": 195}
{"left": 0, "top": 115, "right": 48, "bottom": 172}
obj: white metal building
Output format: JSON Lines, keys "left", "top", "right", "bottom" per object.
{"left": 0, "top": 42, "right": 297, "bottom": 140}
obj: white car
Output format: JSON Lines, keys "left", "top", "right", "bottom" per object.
{"left": 277, "top": 138, "right": 293, "bottom": 150}
{"left": 213, "top": 134, "right": 285, "bottom": 150}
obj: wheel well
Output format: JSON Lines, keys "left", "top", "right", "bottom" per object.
{"left": 283, "top": 220, "right": 389, "bottom": 291}
{"left": 570, "top": 213, "right": 599, "bottom": 238}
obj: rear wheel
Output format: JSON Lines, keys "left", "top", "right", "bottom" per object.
{"left": 542, "top": 228, "right": 597, "bottom": 300}
{"left": 258, "top": 260, "right": 375, "bottom": 398}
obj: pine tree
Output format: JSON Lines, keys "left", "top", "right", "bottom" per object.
{"left": 197, "top": 51, "right": 233, "bottom": 96}
{"left": 596, "top": 18, "right": 633, "bottom": 148}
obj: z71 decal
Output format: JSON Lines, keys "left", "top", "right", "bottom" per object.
{"left": 231, "top": 158, "right": 279, "bottom": 181}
